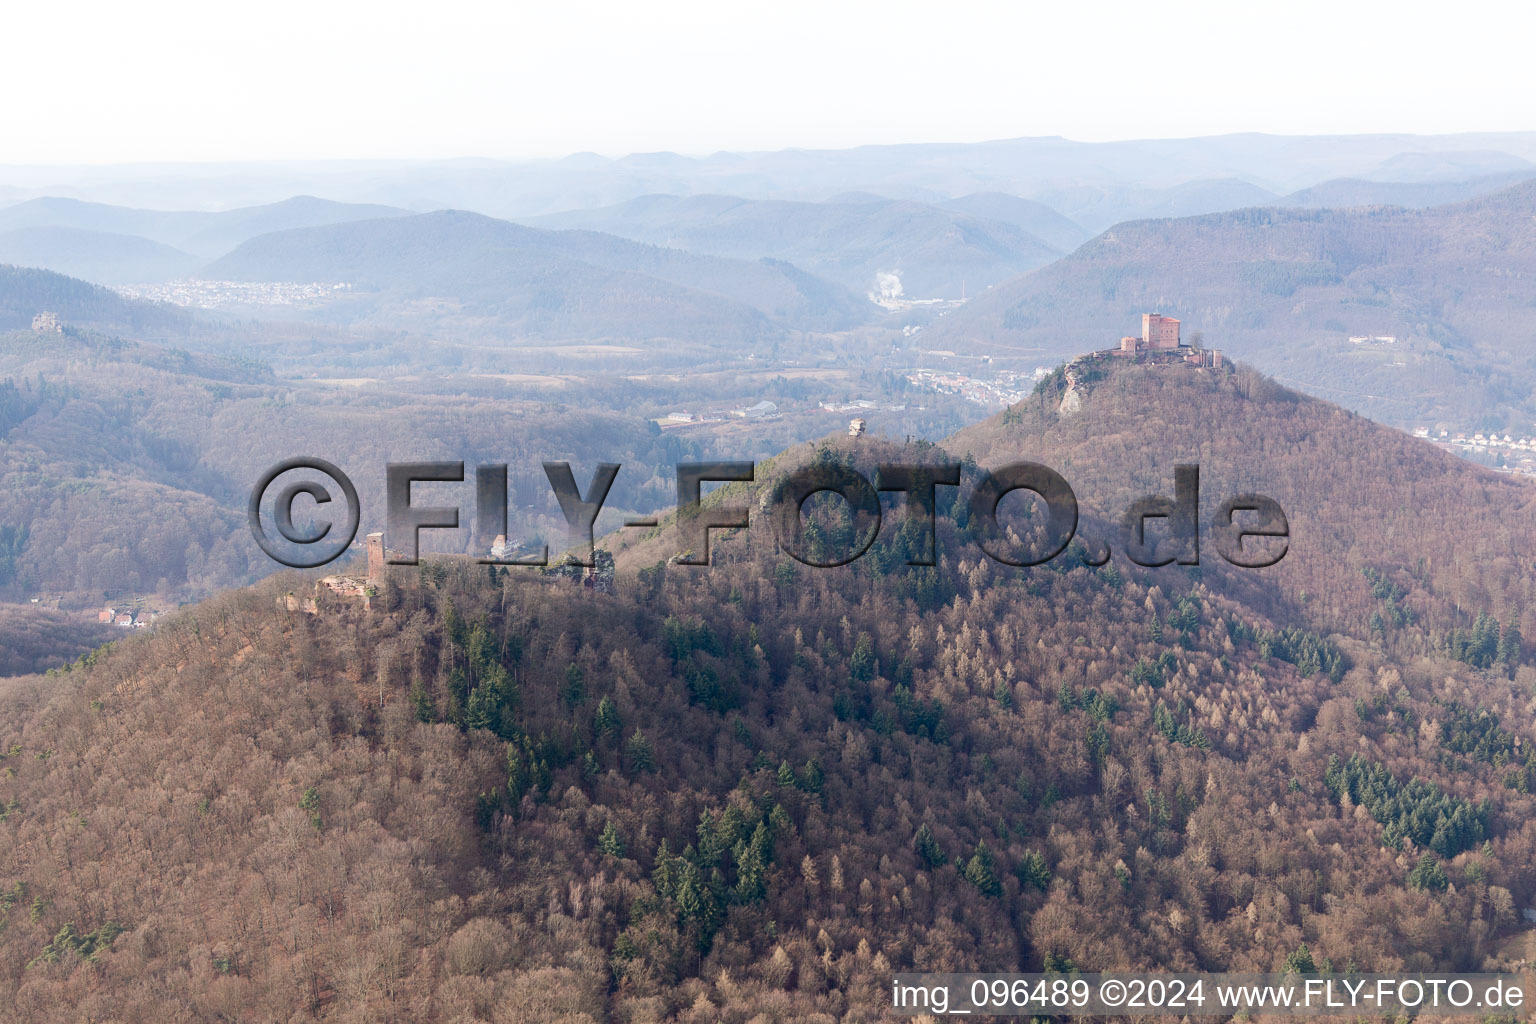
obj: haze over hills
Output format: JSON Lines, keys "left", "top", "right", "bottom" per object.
{"left": 1029, "top": 178, "right": 1283, "bottom": 233}
{"left": 930, "top": 179, "right": 1536, "bottom": 427}
{"left": 1277, "top": 170, "right": 1536, "bottom": 210}
{"left": 0, "top": 227, "right": 201, "bottom": 285}
{"left": 524, "top": 194, "right": 1065, "bottom": 298}
{"left": 5, "top": 357, "right": 1536, "bottom": 1019}
{"left": 6, "top": 132, "right": 1536, "bottom": 222}
{"left": 0, "top": 136, "right": 1532, "bottom": 358}
{"left": 935, "top": 192, "right": 1091, "bottom": 252}
{"left": 0, "top": 196, "right": 415, "bottom": 289}
{"left": 200, "top": 210, "right": 876, "bottom": 341}
{"left": 0, "top": 195, "right": 410, "bottom": 257}
{"left": 1363, "top": 149, "right": 1536, "bottom": 182}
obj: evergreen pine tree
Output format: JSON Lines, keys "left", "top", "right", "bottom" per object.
{"left": 913, "top": 823, "right": 947, "bottom": 868}
{"left": 733, "top": 823, "right": 773, "bottom": 903}
{"left": 1282, "top": 942, "right": 1317, "bottom": 974}
{"left": 964, "top": 840, "right": 1002, "bottom": 897}
{"left": 850, "top": 632, "right": 877, "bottom": 681}
{"left": 562, "top": 664, "right": 586, "bottom": 708}
{"left": 1408, "top": 852, "right": 1449, "bottom": 892}
{"left": 1015, "top": 850, "right": 1052, "bottom": 891}
{"left": 408, "top": 677, "right": 434, "bottom": 723}
{"left": 463, "top": 685, "right": 495, "bottom": 731}
{"left": 799, "top": 758, "right": 824, "bottom": 793}
{"left": 625, "top": 729, "right": 656, "bottom": 774}
{"left": 776, "top": 759, "right": 796, "bottom": 787}
{"left": 594, "top": 696, "right": 622, "bottom": 739}
{"left": 696, "top": 809, "right": 727, "bottom": 866}
{"left": 599, "top": 820, "right": 626, "bottom": 858}
{"left": 506, "top": 743, "right": 527, "bottom": 805}
{"left": 1498, "top": 620, "right": 1523, "bottom": 670}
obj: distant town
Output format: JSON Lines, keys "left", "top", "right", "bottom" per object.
{"left": 1419, "top": 427, "right": 1536, "bottom": 476}
{"left": 116, "top": 279, "right": 352, "bottom": 308}
{"left": 903, "top": 367, "right": 1045, "bottom": 406}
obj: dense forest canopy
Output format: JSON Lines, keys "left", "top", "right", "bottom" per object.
{"left": 4, "top": 358, "right": 1536, "bottom": 1021}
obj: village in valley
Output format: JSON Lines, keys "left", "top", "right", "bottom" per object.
{"left": 117, "top": 279, "right": 353, "bottom": 309}
{"left": 95, "top": 603, "right": 163, "bottom": 629}
{"left": 1420, "top": 426, "right": 1536, "bottom": 476}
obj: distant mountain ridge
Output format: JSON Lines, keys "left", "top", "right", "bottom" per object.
{"left": 1362, "top": 149, "right": 1536, "bottom": 182}
{"left": 0, "top": 195, "right": 409, "bottom": 258}
{"left": 200, "top": 209, "right": 875, "bottom": 342}
{"left": 1032, "top": 178, "right": 1283, "bottom": 232}
{"left": 8, "top": 131, "right": 1536, "bottom": 219}
{"left": 936, "top": 192, "right": 1091, "bottom": 252}
{"left": 524, "top": 193, "right": 1066, "bottom": 297}
{"left": 1279, "top": 170, "right": 1536, "bottom": 209}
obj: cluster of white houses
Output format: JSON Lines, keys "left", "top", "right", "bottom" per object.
{"left": 1421, "top": 427, "right": 1536, "bottom": 477}
{"left": 97, "top": 605, "right": 159, "bottom": 629}
{"left": 1420, "top": 427, "right": 1536, "bottom": 449}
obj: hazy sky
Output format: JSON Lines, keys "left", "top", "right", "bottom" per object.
{"left": 5, "top": 0, "right": 1534, "bottom": 164}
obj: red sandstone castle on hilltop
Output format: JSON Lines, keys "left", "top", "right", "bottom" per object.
{"left": 1118, "top": 313, "right": 1181, "bottom": 355}
{"left": 1111, "top": 313, "right": 1222, "bottom": 367}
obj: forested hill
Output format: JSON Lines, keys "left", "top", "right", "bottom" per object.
{"left": 5, "top": 356, "right": 1536, "bottom": 1019}
{"left": 201, "top": 210, "right": 875, "bottom": 340}
{"left": 929, "top": 179, "right": 1536, "bottom": 427}
{"left": 946, "top": 357, "right": 1536, "bottom": 645}
{"left": 0, "top": 264, "right": 191, "bottom": 337}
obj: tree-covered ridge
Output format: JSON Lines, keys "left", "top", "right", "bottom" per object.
{"left": 3, "top": 361, "right": 1536, "bottom": 1019}
{"left": 0, "top": 265, "right": 190, "bottom": 337}
{"left": 1, "top": 461, "right": 1534, "bottom": 1021}
{"left": 948, "top": 359, "right": 1536, "bottom": 673}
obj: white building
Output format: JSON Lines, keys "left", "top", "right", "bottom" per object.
{"left": 731, "top": 400, "right": 779, "bottom": 419}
